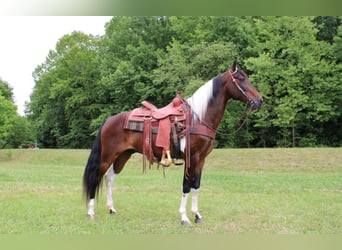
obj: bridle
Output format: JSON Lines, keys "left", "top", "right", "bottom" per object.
{"left": 212, "top": 68, "right": 254, "bottom": 135}
{"left": 229, "top": 68, "right": 249, "bottom": 99}
{"left": 181, "top": 68, "right": 254, "bottom": 137}
{"left": 229, "top": 68, "right": 258, "bottom": 111}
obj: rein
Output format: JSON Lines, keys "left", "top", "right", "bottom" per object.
{"left": 193, "top": 103, "right": 253, "bottom": 137}
{"left": 215, "top": 104, "right": 253, "bottom": 136}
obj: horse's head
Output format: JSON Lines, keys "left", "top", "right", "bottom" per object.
{"left": 225, "top": 60, "right": 263, "bottom": 110}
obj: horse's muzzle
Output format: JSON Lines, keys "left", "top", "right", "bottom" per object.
{"left": 248, "top": 97, "right": 263, "bottom": 110}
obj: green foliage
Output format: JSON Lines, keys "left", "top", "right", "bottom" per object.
{"left": 0, "top": 79, "right": 15, "bottom": 102}
{"left": 153, "top": 40, "right": 235, "bottom": 105}
{"left": 312, "top": 16, "right": 341, "bottom": 44}
{"left": 6, "top": 116, "right": 35, "bottom": 148}
{"left": 27, "top": 16, "right": 342, "bottom": 148}
{"left": 246, "top": 16, "right": 341, "bottom": 147}
{"left": 28, "top": 32, "right": 101, "bottom": 148}
{"left": 0, "top": 80, "right": 17, "bottom": 148}
{"left": 0, "top": 95, "right": 16, "bottom": 147}
{"left": 0, "top": 79, "right": 34, "bottom": 148}
{"left": 97, "top": 17, "right": 173, "bottom": 111}
{"left": 333, "top": 22, "right": 342, "bottom": 63}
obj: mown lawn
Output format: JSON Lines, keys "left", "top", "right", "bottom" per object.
{"left": 0, "top": 148, "right": 341, "bottom": 234}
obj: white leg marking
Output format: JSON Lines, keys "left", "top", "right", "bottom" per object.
{"left": 191, "top": 188, "right": 199, "bottom": 214}
{"left": 180, "top": 137, "right": 186, "bottom": 153}
{"left": 105, "top": 165, "right": 117, "bottom": 214}
{"left": 179, "top": 193, "right": 191, "bottom": 224}
{"left": 88, "top": 198, "right": 95, "bottom": 219}
{"left": 191, "top": 188, "right": 202, "bottom": 220}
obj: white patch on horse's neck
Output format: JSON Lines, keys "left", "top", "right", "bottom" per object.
{"left": 186, "top": 79, "right": 213, "bottom": 122}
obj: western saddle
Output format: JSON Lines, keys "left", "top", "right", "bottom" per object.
{"left": 124, "top": 92, "right": 215, "bottom": 172}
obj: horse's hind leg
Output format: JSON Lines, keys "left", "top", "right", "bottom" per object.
{"left": 105, "top": 165, "right": 117, "bottom": 214}
{"left": 87, "top": 162, "right": 112, "bottom": 219}
{"left": 105, "top": 150, "right": 133, "bottom": 215}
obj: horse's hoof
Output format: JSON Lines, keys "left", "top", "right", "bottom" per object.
{"left": 181, "top": 220, "right": 191, "bottom": 226}
{"left": 109, "top": 209, "right": 116, "bottom": 215}
{"left": 173, "top": 159, "right": 184, "bottom": 165}
{"left": 88, "top": 214, "right": 95, "bottom": 220}
{"left": 194, "top": 214, "right": 203, "bottom": 224}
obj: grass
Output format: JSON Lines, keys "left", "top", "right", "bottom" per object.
{"left": 0, "top": 148, "right": 341, "bottom": 234}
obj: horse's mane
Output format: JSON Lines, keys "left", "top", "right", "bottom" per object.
{"left": 186, "top": 76, "right": 221, "bottom": 122}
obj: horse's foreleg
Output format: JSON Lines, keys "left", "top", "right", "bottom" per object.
{"left": 179, "top": 168, "right": 203, "bottom": 225}
{"left": 179, "top": 172, "right": 191, "bottom": 225}
{"left": 191, "top": 188, "right": 202, "bottom": 223}
{"left": 178, "top": 189, "right": 202, "bottom": 225}
{"left": 179, "top": 192, "right": 191, "bottom": 225}
{"left": 105, "top": 165, "right": 117, "bottom": 214}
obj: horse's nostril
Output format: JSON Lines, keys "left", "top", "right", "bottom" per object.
{"left": 258, "top": 98, "right": 263, "bottom": 108}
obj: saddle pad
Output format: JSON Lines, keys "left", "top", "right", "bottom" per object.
{"left": 123, "top": 113, "right": 159, "bottom": 132}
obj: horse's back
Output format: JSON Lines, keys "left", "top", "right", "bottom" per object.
{"left": 102, "top": 111, "right": 132, "bottom": 130}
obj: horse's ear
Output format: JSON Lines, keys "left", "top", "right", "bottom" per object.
{"left": 231, "top": 58, "right": 238, "bottom": 72}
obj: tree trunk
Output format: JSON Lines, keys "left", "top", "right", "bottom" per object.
{"left": 292, "top": 123, "right": 296, "bottom": 148}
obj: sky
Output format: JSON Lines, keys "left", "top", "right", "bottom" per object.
{"left": 0, "top": 16, "right": 112, "bottom": 116}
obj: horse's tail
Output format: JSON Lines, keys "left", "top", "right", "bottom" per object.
{"left": 83, "top": 122, "right": 104, "bottom": 201}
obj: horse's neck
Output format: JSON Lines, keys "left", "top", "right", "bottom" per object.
{"left": 202, "top": 74, "right": 229, "bottom": 129}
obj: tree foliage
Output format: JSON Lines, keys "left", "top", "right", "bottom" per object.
{"left": 25, "top": 16, "right": 342, "bottom": 149}
{"left": 0, "top": 79, "right": 34, "bottom": 148}
{"left": 246, "top": 16, "right": 341, "bottom": 147}
{"left": 0, "top": 80, "right": 17, "bottom": 147}
{"left": 28, "top": 32, "right": 101, "bottom": 148}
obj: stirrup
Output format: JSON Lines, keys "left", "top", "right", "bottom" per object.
{"left": 173, "top": 158, "right": 184, "bottom": 165}
{"left": 160, "top": 150, "right": 172, "bottom": 167}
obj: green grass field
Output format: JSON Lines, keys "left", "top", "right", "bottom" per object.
{"left": 0, "top": 148, "right": 341, "bottom": 234}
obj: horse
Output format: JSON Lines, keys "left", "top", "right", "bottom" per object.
{"left": 83, "top": 60, "right": 263, "bottom": 225}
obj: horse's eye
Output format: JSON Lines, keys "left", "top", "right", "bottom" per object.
{"left": 237, "top": 74, "right": 245, "bottom": 81}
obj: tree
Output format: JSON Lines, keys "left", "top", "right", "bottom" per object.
{"left": 0, "top": 79, "right": 17, "bottom": 148}
{"left": 246, "top": 16, "right": 339, "bottom": 147}
{"left": 333, "top": 20, "right": 342, "bottom": 63}
{"left": 28, "top": 31, "right": 101, "bottom": 148}
{"left": 26, "top": 16, "right": 342, "bottom": 148}
{"left": 6, "top": 116, "right": 35, "bottom": 148}
{"left": 91, "top": 16, "right": 175, "bottom": 131}
{"left": 0, "top": 95, "right": 17, "bottom": 148}
{"left": 312, "top": 16, "right": 341, "bottom": 44}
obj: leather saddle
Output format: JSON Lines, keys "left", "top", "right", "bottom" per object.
{"left": 128, "top": 96, "right": 187, "bottom": 122}
{"left": 123, "top": 94, "right": 215, "bottom": 173}
{"left": 124, "top": 94, "right": 189, "bottom": 170}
